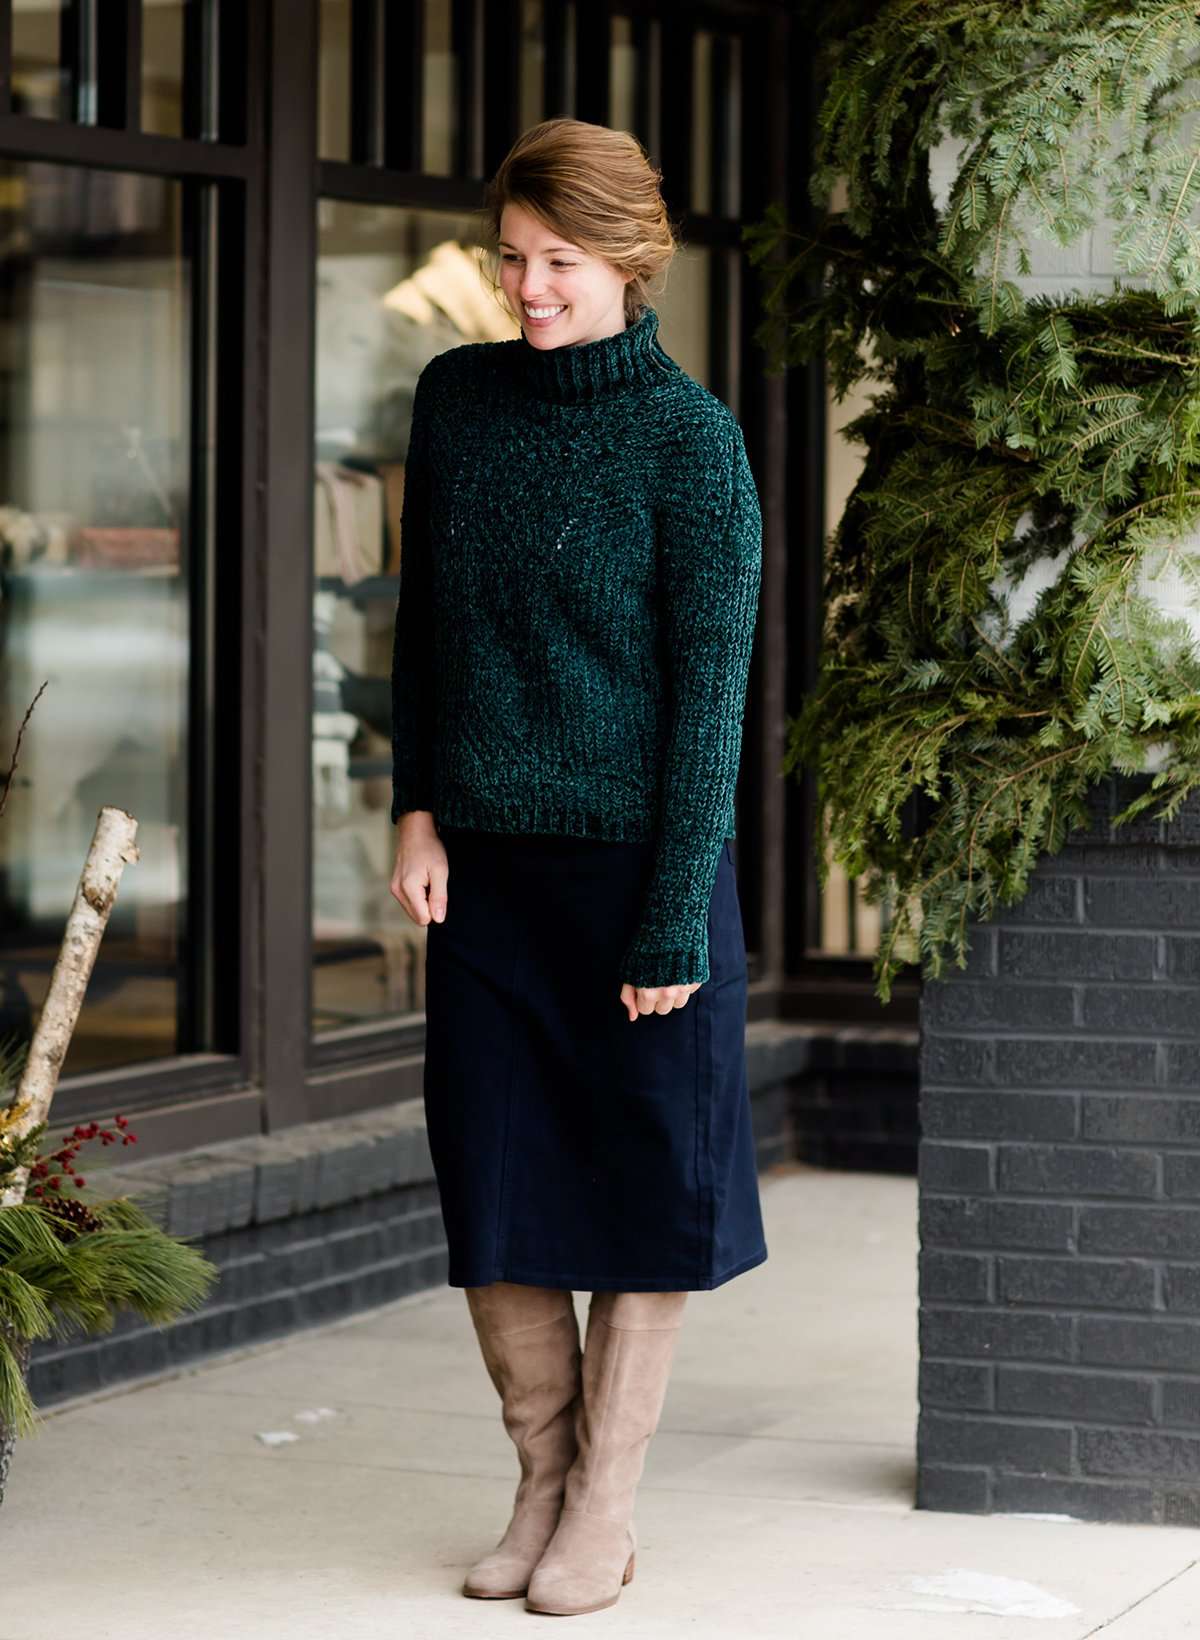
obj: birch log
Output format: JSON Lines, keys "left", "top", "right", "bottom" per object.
{"left": 1, "top": 806, "right": 139, "bottom": 1208}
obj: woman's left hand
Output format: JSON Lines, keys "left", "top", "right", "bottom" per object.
{"left": 619, "top": 982, "right": 702, "bottom": 1021}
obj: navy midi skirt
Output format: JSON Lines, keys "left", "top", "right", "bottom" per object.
{"left": 422, "top": 825, "right": 768, "bottom": 1292}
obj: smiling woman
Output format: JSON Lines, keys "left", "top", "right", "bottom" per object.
{"left": 388, "top": 116, "right": 766, "bottom": 1616}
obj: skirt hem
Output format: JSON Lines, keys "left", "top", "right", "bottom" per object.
{"left": 444, "top": 1243, "right": 769, "bottom": 1293}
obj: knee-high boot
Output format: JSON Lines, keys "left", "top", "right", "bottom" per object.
{"left": 525, "top": 1289, "right": 688, "bottom": 1616}
{"left": 461, "top": 1282, "right": 582, "bottom": 1600}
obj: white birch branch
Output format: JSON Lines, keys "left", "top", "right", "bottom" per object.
{"left": 1, "top": 806, "right": 140, "bottom": 1208}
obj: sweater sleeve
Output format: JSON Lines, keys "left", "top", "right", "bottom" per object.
{"left": 619, "top": 413, "right": 763, "bottom": 989}
{"left": 389, "top": 358, "right": 439, "bottom": 824}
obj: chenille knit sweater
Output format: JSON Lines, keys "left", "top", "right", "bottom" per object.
{"left": 389, "top": 304, "right": 762, "bottom": 988}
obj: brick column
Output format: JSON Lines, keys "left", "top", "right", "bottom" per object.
{"left": 917, "top": 779, "right": 1200, "bottom": 1525}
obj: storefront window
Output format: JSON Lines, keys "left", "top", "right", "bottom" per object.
{"left": 520, "top": 0, "right": 545, "bottom": 132}
{"left": 12, "top": 0, "right": 69, "bottom": 119}
{"left": 657, "top": 243, "right": 711, "bottom": 389}
{"left": 0, "top": 162, "right": 193, "bottom": 1074}
{"left": 422, "top": 0, "right": 457, "bottom": 177}
{"left": 312, "top": 200, "right": 515, "bottom": 1032}
{"left": 610, "top": 14, "right": 636, "bottom": 133}
{"left": 142, "top": 0, "right": 187, "bottom": 138}
{"left": 318, "top": 0, "right": 351, "bottom": 162}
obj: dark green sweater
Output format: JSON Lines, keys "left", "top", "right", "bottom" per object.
{"left": 390, "top": 305, "right": 762, "bottom": 988}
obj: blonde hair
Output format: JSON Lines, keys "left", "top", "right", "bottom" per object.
{"left": 480, "top": 118, "right": 679, "bottom": 326}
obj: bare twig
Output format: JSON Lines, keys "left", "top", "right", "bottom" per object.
{"left": 0, "top": 681, "right": 48, "bottom": 825}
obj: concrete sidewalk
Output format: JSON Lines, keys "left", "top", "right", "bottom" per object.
{"left": 3, "top": 1163, "right": 1198, "bottom": 1638}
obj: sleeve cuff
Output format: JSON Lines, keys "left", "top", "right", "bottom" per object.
{"left": 619, "top": 943, "right": 710, "bottom": 990}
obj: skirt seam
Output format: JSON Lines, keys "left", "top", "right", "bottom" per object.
{"left": 492, "top": 915, "right": 523, "bottom": 1271}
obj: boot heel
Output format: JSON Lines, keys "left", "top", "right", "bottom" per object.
{"left": 623, "top": 1553, "right": 636, "bottom": 1585}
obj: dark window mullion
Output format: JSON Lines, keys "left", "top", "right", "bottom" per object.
{"left": 382, "top": 0, "right": 423, "bottom": 172}
{"left": 218, "top": 0, "right": 247, "bottom": 145}
{"left": 573, "top": 0, "right": 608, "bottom": 126}
{"left": 61, "top": 0, "right": 99, "bottom": 125}
{"left": 183, "top": 0, "right": 219, "bottom": 141}
{"left": 543, "top": 0, "right": 571, "bottom": 119}
{"left": 350, "top": 0, "right": 383, "bottom": 165}
{"left": 657, "top": 12, "right": 692, "bottom": 218}
{"left": 95, "top": 0, "right": 140, "bottom": 130}
{"left": 711, "top": 32, "right": 736, "bottom": 219}
{"left": 0, "top": 4, "right": 12, "bottom": 117}
{"left": 631, "top": 13, "right": 657, "bottom": 157}
{"left": 182, "top": 177, "right": 217, "bottom": 1054}
{"left": 452, "top": 0, "right": 484, "bottom": 178}
{"left": 482, "top": 0, "right": 521, "bottom": 179}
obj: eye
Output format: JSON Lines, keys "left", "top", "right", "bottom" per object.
{"left": 552, "top": 261, "right": 576, "bottom": 269}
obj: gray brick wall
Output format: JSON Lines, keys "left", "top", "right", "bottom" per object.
{"left": 918, "top": 779, "right": 1200, "bottom": 1524}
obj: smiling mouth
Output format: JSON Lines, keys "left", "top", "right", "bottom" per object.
{"left": 524, "top": 304, "right": 566, "bottom": 320}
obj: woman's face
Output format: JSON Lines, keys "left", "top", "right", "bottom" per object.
{"left": 498, "top": 202, "right": 632, "bottom": 350}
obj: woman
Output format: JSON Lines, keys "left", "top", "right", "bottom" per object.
{"left": 388, "top": 117, "right": 766, "bottom": 1617}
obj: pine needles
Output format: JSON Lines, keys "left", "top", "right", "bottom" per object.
{"left": 749, "top": 0, "right": 1200, "bottom": 996}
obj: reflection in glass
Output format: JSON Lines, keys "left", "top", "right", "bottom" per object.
{"left": 318, "top": 0, "right": 351, "bottom": 162}
{"left": 519, "top": 0, "right": 544, "bottom": 133}
{"left": 657, "top": 244, "right": 711, "bottom": 390}
{"left": 142, "top": 0, "right": 186, "bottom": 137}
{"left": 0, "top": 163, "right": 193, "bottom": 1074}
{"left": 12, "top": 1, "right": 68, "bottom": 119}
{"left": 312, "top": 202, "right": 517, "bottom": 1031}
{"left": 423, "top": 0, "right": 457, "bottom": 176}
{"left": 610, "top": 14, "right": 635, "bottom": 134}
{"left": 692, "top": 30, "right": 713, "bottom": 214}
{"left": 720, "top": 36, "right": 742, "bottom": 218}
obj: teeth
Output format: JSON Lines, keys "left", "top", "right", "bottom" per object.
{"left": 525, "top": 305, "right": 564, "bottom": 319}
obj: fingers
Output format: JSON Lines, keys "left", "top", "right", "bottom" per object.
{"left": 427, "top": 861, "right": 449, "bottom": 924}
{"left": 618, "top": 982, "right": 701, "bottom": 1020}
{"left": 389, "top": 841, "right": 449, "bottom": 927}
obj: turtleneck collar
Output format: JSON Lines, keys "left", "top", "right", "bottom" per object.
{"left": 515, "top": 306, "right": 679, "bottom": 405}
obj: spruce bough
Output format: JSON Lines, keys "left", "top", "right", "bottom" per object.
{"left": 747, "top": 0, "right": 1200, "bottom": 997}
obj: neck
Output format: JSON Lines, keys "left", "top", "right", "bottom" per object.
{"left": 516, "top": 307, "right": 677, "bottom": 405}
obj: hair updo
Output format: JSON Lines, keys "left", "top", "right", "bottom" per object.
{"left": 480, "top": 118, "right": 679, "bottom": 325}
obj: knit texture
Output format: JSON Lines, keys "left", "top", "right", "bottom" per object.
{"left": 390, "top": 305, "right": 762, "bottom": 988}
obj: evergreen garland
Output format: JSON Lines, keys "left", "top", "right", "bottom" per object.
{"left": 747, "top": 0, "right": 1200, "bottom": 996}
{"left": 0, "top": 1050, "right": 217, "bottom": 1436}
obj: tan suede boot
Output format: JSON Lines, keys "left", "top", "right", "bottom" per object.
{"left": 461, "top": 1282, "right": 582, "bottom": 1600}
{"left": 525, "top": 1289, "right": 687, "bottom": 1616}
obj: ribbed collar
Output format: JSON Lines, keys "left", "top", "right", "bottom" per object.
{"left": 515, "top": 305, "right": 679, "bottom": 404}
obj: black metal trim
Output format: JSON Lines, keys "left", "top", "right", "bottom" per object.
{"left": 259, "top": 0, "right": 319, "bottom": 1127}
{"left": 217, "top": 0, "right": 245, "bottom": 144}
{"left": 61, "top": 0, "right": 97, "bottom": 125}
{"left": 0, "top": 113, "right": 250, "bottom": 175}
{"left": 317, "top": 158, "right": 484, "bottom": 211}
{"left": 382, "top": 0, "right": 423, "bottom": 172}
{"left": 350, "top": 0, "right": 383, "bottom": 165}
{"left": 0, "top": 3, "right": 10, "bottom": 118}
{"left": 543, "top": 0, "right": 570, "bottom": 117}
{"left": 96, "top": 0, "right": 139, "bottom": 130}
{"left": 452, "top": 0, "right": 483, "bottom": 177}
{"left": 657, "top": 9, "right": 692, "bottom": 218}
{"left": 481, "top": 0, "right": 521, "bottom": 179}
{"left": 573, "top": 0, "right": 609, "bottom": 126}
{"left": 631, "top": 12, "right": 657, "bottom": 155}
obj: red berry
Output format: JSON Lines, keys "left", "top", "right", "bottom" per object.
{"left": 73, "top": 1176, "right": 85, "bottom": 1187}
